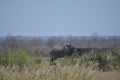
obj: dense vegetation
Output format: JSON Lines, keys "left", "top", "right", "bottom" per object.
{"left": 0, "top": 49, "right": 35, "bottom": 67}
{"left": 0, "top": 49, "right": 120, "bottom": 80}
{"left": 0, "top": 35, "right": 120, "bottom": 80}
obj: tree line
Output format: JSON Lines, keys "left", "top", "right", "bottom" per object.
{"left": 0, "top": 35, "right": 120, "bottom": 56}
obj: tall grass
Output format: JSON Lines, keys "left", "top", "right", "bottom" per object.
{"left": 58, "top": 51, "right": 120, "bottom": 71}
{"left": 0, "top": 49, "right": 120, "bottom": 80}
{"left": 0, "top": 59, "right": 120, "bottom": 80}
{"left": 0, "top": 61, "right": 94, "bottom": 80}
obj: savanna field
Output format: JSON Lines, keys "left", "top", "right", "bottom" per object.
{"left": 0, "top": 36, "right": 120, "bottom": 80}
{"left": 1, "top": 0, "right": 120, "bottom": 80}
{"left": 0, "top": 49, "right": 120, "bottom": 80}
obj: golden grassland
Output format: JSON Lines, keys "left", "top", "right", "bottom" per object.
{"left": 0, "top": 58, "right": 120, "bottom": 80}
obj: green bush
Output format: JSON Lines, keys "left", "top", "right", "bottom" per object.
{"left": 95, "top": 53, "right": 108, "bottom": 71}
{"left": 110, "top": 51, "right": 120, "bottom": 70}
{"left": 87, "top": 51, "right": 120, "bottom": 71}
{"left": 0, "top": 49, "right": 35, "bottom": 66}
{"left": 60, "top": 51, "right": 120, "bottom": 71}
{"left": 0, "top": 55, "right": 6, "bottom": 65}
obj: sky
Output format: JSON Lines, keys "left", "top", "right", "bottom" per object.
{"left": 0, "top": 0, "right": 120, "bottom": 36}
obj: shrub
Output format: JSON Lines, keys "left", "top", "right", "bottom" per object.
{"left": 110, "top": 51, "right": 120, "bottom": 70}
{"left": 0, "top": 55, "right": 6, "bottom": 66}
{"left": 0, "top": 49, "right": 35, "bottom": 66}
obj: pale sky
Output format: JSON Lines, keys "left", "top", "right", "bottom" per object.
{"left": 0, "top": 0, "right": 120, "bottom": 36}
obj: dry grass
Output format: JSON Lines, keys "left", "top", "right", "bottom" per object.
{"left": 0, "top": 58, "right": 120, "bottom": 80}
{"left": 93, "top": 71, "right": 120, "bottom": 80}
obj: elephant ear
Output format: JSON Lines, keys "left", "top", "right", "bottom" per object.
{"left": 67, "top": 45, "right": 76, "bottom": 52}
{"left": 66, "top": 44, "right": 72, "bottom": 48}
